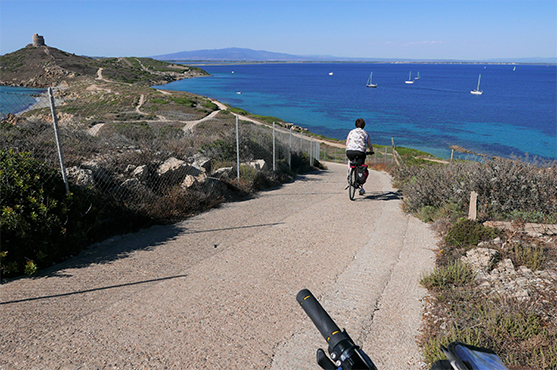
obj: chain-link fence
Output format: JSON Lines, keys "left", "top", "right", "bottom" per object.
{"left": 1, "top": 86, "right": 324, "bottom": 277}
{"left": 1, "top": 87, "right": 320, "bottom": 214}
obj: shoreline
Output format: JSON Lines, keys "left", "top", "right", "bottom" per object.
{"left": 156, "top": 63, "right": 556, "bottom": 162}
{"left": 165, "top": 60, "right": 557, "bottom": 67}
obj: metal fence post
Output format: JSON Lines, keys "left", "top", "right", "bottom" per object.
{"left": 289, "top": 127, "right": 292, "bottom": 170}
{"left": 309, "top": 137, "right": 313, "bottom": 166}
{"left": 272, "top": 122, "right": 276, "bottom": 172}
{"left": 48, "top": 87, "right": 70, "bottom": 194}
{"left": 236, "top": 115, "right": 240, "bottom": 180}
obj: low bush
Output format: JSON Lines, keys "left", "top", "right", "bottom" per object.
{"left": 0, "top": 150, "right": 99, "bottom": 277}
{"left": 420, "top": 260, "right": 476, "bottom": 291}
{"left": 393, "top": 158, "right": 557, "bottom": 222}
{"left": 421, "top": 285, "right": 557, "bottom": 369}
{"left": 444, "top": 218, "right": 500, "bottom": 248}
{"left": 399, "top": 157, "right": 557, "bottom": 368}
{"left": 506, "top": 241, "right": 545, "bottom": 271}
{"left": 171, "top": 97, "right": 196, "bottom": 107}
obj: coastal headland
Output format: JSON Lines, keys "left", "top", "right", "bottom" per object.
{"left": 1, "top": 36, "right": 354, "bottom": 153}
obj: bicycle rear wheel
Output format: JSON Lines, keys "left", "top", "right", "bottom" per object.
{"left": 348, "top": 168, "right": 357, "bottom": 201}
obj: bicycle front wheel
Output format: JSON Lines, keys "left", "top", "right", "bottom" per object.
{"left": 348, "top": 168, "right": 357, "bottom": 201}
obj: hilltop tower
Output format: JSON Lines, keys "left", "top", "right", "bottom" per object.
{"left": 32, "top": 33, "right": 45, "bottom": 47}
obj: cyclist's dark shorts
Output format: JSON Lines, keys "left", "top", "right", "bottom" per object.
{"left": 346, "top": 150, "right": 366, "bottom": 166}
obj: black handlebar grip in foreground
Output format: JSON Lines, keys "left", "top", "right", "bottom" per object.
{"left": 297, "top": 289, "right": 378, "bottom": 370}
{"left": 296, "top": 289, "right": 350, "bottom": 352}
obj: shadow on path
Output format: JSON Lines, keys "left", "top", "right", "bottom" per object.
{"left": 364, "top": 191, "right": 403, "bottom": 201}
{"left": 0, "top": 274, "right": 188, "bottom": 305}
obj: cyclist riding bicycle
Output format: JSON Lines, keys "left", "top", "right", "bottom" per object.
{"left": 346, "top": 118, "right": 374, "bottom": 195}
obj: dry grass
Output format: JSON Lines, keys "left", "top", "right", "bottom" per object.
{"left": 392, "top": 158, "right": 557, "bottom": 369}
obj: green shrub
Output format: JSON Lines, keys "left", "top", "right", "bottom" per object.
{"left": 238, "top": 165, "right": 274, "bottom": 191}
{"left": 150, "top": 98, "right": 168, "bottom": 105}
{"left": 422, "top": 293, "right": 557, "bottom": 369}
{"left": 228, "top": 107, "right": 249, "bottom": 116}
{"left": 393, "top": 159, "right": 557, "bottom": 223}
{"left": 103, "top": 121, "right": 155, "bottom": 141}
{"left": 200, "top": 139, "right": 236, "bottom": 161}
{"left": 171, "top": 97, "right": 196, "bottom": 107}
{"left": 202, "top": 101, "right": 218, "bottom": 110}
{"left": 444, "top": 218, "right": 499, "bottom": 248}
{"left": 420, "top": 260, "right": 476, "bottom": 291}
{"left": 508, "top": 243, "right": 545, "bottom": 271}
{"left": 0, "top": 150, "right": 98, "bottom": 277}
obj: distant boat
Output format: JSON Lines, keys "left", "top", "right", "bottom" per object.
{"left": 470, "top": 74, "right": 483, "bottom": 95}
{"left": 415, "top": 72, "right": 421, "bottom": 80}
{"left": 405, "top": 71, "right": 414, "bottom": 84}
{"left": 513, "top": 66, "right": 516, "bottom": 71}
{"left": 236, "top": 91, "right": 242, "bottom": 94}
{"left": 329, "top": 72, "right": 334, "bottom": 75}
{"left": 366, "top": 72, "right": 377, "bottom": 88}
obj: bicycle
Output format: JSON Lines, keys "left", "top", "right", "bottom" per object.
{"left": 346, "top": 151, "right": 372, "bottom": 201}
{"left": 296, "top": 288, "right": 510, "bottom": 370}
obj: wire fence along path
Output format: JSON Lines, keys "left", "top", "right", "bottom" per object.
{"left": 1, "top": 87, "right": 320, "bottom": 217}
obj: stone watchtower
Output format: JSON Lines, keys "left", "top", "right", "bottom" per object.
{"left": 32, "top": 33, "right": 45, "bottom": 47}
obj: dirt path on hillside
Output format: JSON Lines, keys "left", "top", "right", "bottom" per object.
{"left": 182, "top": 99, "right": 228, "bottom": 131}
{"left": 0, "top": 163, "right": 437, "bottom": 370}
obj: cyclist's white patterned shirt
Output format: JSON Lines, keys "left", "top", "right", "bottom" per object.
{"left": 346, "top": 128, "right": 371, "bottom": 152}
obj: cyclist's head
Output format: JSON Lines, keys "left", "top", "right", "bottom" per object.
{"left": 355, "top": 118, "right": 366, "bottom": 129}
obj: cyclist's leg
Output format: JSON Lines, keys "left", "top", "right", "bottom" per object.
{"left": 355, "top": 152, "right": 367, "bottom": 194}
{"left": 346, "top": 150, "right": 360, "bottom": 181}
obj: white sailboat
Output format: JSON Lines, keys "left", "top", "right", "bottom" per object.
{"left": 366, "top": 72, "right": 377, "bottom": 88}
{"left": 405, "top": 71, "right": 414, "bottom": 84}
{"left": 471, "top": 74, "right": 483, "bottom": 95}
{"left": 415, "top": 71, "right": 421, "bottom": 80}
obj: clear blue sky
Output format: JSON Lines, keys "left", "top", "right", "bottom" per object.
{"left": 1, "top": 0, "right": 556, "bottom": 61}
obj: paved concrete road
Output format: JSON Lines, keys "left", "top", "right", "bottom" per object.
{"left": 0, "top": 162, "right": 436, "bottom": 370}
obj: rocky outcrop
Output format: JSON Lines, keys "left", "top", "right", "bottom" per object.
{"left": 65, "top": 154, "right": 269, "bottom": 204}
{"left": 461, "top": 239, "right": 557, "bottom": 301}
{"left": 1, "top": 113, "right": 25, "bottom": 125}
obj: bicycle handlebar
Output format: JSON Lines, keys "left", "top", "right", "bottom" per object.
{"left": 297, "top": 289, "right": 511, "bottom": 370}
{"left": 297, "top": 289, "right": 378, "bottom": 370}
{"left": 296, "top": 289, "right": 348, "bottom": 352}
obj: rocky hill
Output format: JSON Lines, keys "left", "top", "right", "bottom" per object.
{"left": 0, "top": 36, "right": 209, "bottom": 88}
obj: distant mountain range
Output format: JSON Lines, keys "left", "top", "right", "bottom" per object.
{"left": 151, "top": 47, "right": 557, "bottom": 64}
{"left": 151, "top": 47, "right": 334, "bottom": 62}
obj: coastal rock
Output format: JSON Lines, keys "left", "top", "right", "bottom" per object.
{"left": 1, "top": 113, "right": 25, "bottom": 125}
{"left": 243, "top": 159, "right": 268, "bottom": 172}
{"left": 212, "top": 167, "right": 235, "bottom": 180}
{"left": 202, "top": 177, "right": 229, "bottom": 198}
{"left": 461, "top": 247, "right": 499, "bottom": 272}
{"left": 181, "top": 172, "right": 208, "bottom": 190}
{"left": 121, "top": 178, "right": 155, "bottom": 201}
{"left": 189, "top": 153, "right": 212, "bottom": 173}
{"left": 80, "top": 160, "right": 113, "bottom": 186}
{"left": 157, "top": 157, "right": 191, "bottom": 184}
{"left": 131, "top": 165, "right": 151, "bottom": 182}
{"left": 483, "top": 220, "right": 557, "bottom": 237}
{"left": 66, "top": 166, "right": 95, "bottom": 187}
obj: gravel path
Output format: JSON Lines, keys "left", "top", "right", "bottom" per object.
{"left": 0, "top": 162, "right": 437, "bottom": 370}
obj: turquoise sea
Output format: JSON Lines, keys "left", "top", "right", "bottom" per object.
{"left": 155, "top": 63, "right": 557, "bottom": 160}
{"left": 0, "top": 86, "right": 47, "bottom": 117}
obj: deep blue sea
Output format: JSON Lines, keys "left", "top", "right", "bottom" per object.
{"left": 0, "top": 86, "right": 47, "bottom": 117}
{"left": 155, "top": 63, "right": 557, "bottom": 160}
